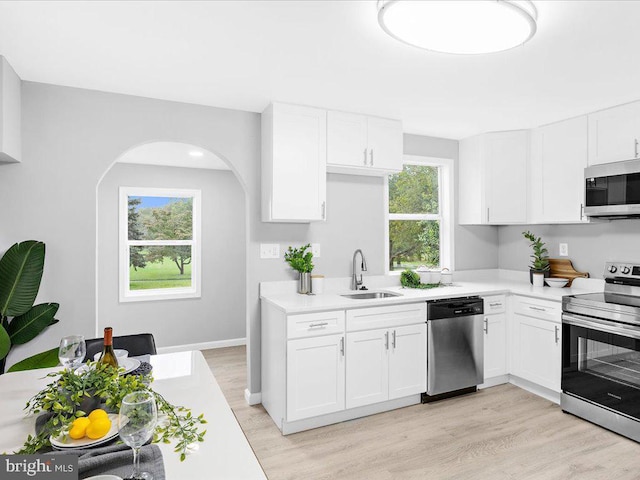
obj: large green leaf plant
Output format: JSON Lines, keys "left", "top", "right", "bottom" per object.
{"left": 0, "top": 241, "right": 60, "bottom": 374}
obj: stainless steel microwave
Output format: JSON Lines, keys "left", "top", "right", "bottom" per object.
{"left": 585, "top": 159, "right": 640, "bottom": 219}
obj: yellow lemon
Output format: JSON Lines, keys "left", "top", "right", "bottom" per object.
{"left": 68, "top": 417, "right": 91, "bottom": 439}
{"left": 86, "top": 417, "right": 112, "bottom": 439}
{"left": 88, "top": 409, "right": 108, "bottom": 422}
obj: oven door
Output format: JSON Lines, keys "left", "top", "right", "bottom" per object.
{"left": 562, "top": 312, "right": 640, "bottom": 419}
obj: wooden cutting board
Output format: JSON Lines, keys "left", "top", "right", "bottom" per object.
{"left": 548, "top": 259, "right": 589, "bottom": 287}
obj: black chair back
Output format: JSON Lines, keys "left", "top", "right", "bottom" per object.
{"left": 84, "top": 333, "right": 157, "bottom": 362}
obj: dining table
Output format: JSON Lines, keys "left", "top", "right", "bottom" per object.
{"left": 0, "top": 350, "right": 267, "bottom": 479}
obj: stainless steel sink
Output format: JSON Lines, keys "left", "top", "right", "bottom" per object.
{"left": 340, "top": 291, "right": 402, "bottom": 300}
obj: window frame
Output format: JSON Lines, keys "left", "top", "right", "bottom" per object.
{"left": 384, "top": 155, "right": 454, "bottom": 274}
{"left": 119, "top": 186, "right": 202, "bottom": 302}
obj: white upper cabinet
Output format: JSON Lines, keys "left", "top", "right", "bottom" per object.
{"left": 327, "top": 111, "right": 403, "bottom": 175}
{"left": 588, "top": 101, "right": 640, "bottom": 166}
{"left": 529, "top": 116, "right": 589, "bottom": 223}
{"left": 0, "top": 56, "right": 21, "bottom": 164}
{"left": 262, "top": 103, "right": 327, "bottom": 223}
{"left": 459, "top": 130, "right": 529, "bottom": 225}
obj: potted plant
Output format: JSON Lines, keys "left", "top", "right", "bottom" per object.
{"left": 522, "top": 231, "right": 550, "bottom": 286}
{"left": 284, "top": 244, "right": 314, "bottom": 294}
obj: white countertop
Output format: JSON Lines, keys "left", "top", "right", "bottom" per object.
{"left": 0, "top": 351, "right": 266, "bottom": 480}
{"left": 261, "top": 274, "right": 603, "bottom": 314}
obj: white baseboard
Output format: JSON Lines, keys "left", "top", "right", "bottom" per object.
{"left": 244, "top": 389, "right": 262, "bottom": 405}
{"left": 509, "top": 375, "right": 560, "bottom": 404}
{"left": 157, "top": 337, "right": 246, "bottom": 355}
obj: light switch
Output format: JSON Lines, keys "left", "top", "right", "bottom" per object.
{"left": 559, "top": 243, "right": 569, "bottom": 257}
{"left": 311, "top": 243, "right": 321, "bottom": 258}
{"left": 260, "top": 244, "right": 280, "bottom": 259}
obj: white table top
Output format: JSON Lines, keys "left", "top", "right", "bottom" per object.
{"left": 0, "top": 351, "right": 266, "bottom": 480}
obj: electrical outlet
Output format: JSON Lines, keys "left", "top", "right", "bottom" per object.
{"left": 311, "top": 243, "right": 321, "bottom": 258}
{"left": 559, "top": 243, "right": 569, "bottom": 257}
{"left": 260, "top": 244, "right": 280, "bottom": 259}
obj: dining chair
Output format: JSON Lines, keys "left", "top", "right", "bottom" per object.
{"left": 84, "top": 333, "right": 157, "bottom": 361}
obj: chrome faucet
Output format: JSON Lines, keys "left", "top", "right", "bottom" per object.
{"left": 351, "top": 249, "right": 368, "bottom": 290}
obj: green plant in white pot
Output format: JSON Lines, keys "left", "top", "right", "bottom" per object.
{"left": 284, "top": 244, "right": 314, "bottom": 294}
{"left": 522, "top": 231, "right": 550, "bottom": 286}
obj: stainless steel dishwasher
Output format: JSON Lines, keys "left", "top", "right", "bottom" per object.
{"left": 423, "top": 296, "right": 484, "bottom": 402}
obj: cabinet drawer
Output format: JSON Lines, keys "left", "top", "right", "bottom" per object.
{"left": 483, "top": 295, "right": 507, "bottom": 314}
{"left": 347, "top": 303, "right": 426, "bottom": 332}
{"left": 512, "top": 296, "right": 561, "bottom": 322}
{"left": 287, "top": 310, "right": 345, "bottom": 339}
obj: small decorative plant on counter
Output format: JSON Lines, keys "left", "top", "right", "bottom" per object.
{"left": 400, "top": 270, "right": 440, "bottom": 289}
{"left": 522, "top": 230, "right": 550, "bottom": 286}
{"left": 284, "top": 244, "right": 314, "bottom": 294}
{"left": 16, "top": 362, "right": 207, "bottom": 461}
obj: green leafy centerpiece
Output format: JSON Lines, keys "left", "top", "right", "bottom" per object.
{"left": 17, "top": 362, "right": 207, "bottom": 461}
{"left": 522, "top": 230, "right": 550, "bottom": 285}
{"left": 284, "top": 244, "right": 314, "bottom": 294}
{"left": 400, "top": 270, "right": 441, "bottom": 289}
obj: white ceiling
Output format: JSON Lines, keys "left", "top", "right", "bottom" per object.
{"left": 1, "top": 1, "right": 640, "bottom": 139}
{"left": 117, "top": 142, "right": 230, "bottom": 170}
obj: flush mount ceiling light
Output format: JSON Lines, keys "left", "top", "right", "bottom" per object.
{"left": 189, "top": 150, "right": 204, "bottom": 157}
{"left": 377, "top": 0, "right": 537, "bottom": 55}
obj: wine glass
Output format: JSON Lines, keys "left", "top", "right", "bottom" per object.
{"left": 119, "top": 391, "right": 158, "bottom": 480}
{"left": 58, "top": 335, "right": 86, "bottom": 371}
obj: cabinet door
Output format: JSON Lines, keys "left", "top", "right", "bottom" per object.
{"left": 327, "top": 111, "right": 368, "bottom": 168}
{"left": 588, "top": 101, "right": 640, "bottom": 166}
{"left": 530, "top": 117, "right": 588, "bottom": 223}
{"left": 458, "top": 135, "right": 484, "bottom": 225}
{"left": 267, "top": 103, "right": 327, "bottom": 222}
{"left": 287, "top": 334, "right": 345, "bottom": 422}
{"left": 367, "top": 117, "right": 403, "bottom": 172}
{"left": 485, "top": 130, "right": 528, "bottom": 224}
{"left": 388, "top": 323, "right": 426, "bottom": 399}
{"left": 512, "top": 313, "right": 561, "bottom": 392}
{"left": 346, "top": 329, "right": 389, "bottom": 409}
{"left": 483, "top": 313, "right": 507, "bottom": 379}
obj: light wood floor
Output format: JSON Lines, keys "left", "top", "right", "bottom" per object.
{"left": 203, "top": 346, "right": 640, "bottom": 480}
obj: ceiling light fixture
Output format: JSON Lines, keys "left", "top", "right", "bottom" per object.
{"left": 189, "top": 150, "right": 204, "bottom": 157}
{"left": 377, "top": 0, "right": 537, "bottom": 55}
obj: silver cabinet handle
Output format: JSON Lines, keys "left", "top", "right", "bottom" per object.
{"left": 635, "top": 138, "right": 638, "bottom": 158}
{"left": 369, "top": 149, "right": 374, "bottom": 166}
{"left": 385, "top": 331, "right": 389, "bottom": 350}
{"left": 484, "top": 318, "right": 489, "bottom": 334}
{"left": 340, "top": 336, "right": 345, "bottom": 356}
{"left": 555, "top": 325, "right": 559, "bottom": 344}
{"left": 489, "top": 302, "right": 502, "bottom": 307}
{"left": 309, "top": 322, "right": 329, "bottom": 328}
{"left": 363, "top": 148, "right": 368, "bottom": 165}
{"left": 392, "top": 330, "right": 396, "bottom": 349}
{"left": 529, "top": 306, "right": 546, "bottom": 312}
{"left": 487, "top": 208, "right": 490, "bottom": 223}
{"left": 321, "top": 201, "right": 326, "bottom": 220}
{"left": 580, "top": 203, "right": 584, "bottom": 220}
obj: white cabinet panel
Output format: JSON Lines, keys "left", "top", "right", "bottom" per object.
{"left": 388, "top": 323, "right": 427, "bottom": 399}
{"left": 346, "top": 329, "right": 389, "bottom": 409}
{"left": 346, "top": 302, "right": 426, "bottom": 332}
{"left": 326, "top": 111, "right": 368, "bottom": 168}
{"left": 287, "top": 310, "right": 345, "bottom": 339}
{"left": 588, "top": 101, "right": 640, "bottom": 166}
{"left": 262, "top": 103, "right": 327, "bottom": 223}
{"left": 530, "top": 116, "right": 588, "bottom": 223}
{"left": 287, "top": 334, "right": 345, "bottom": 421}
{"left": 459, "top": 130, "right": 528, "bottom": 225}
{"left": 367, "top": 117, "right": 403, "bottom": 171}
{"left": 483, "top": 312, "right": 507, "bottom": 380}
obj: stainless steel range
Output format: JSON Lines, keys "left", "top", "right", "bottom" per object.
{"left": 562, "top": 262, "right": 640, "bottom": 441}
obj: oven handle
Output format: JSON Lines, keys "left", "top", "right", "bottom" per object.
{"left": 562, "top": 313, "right": 640, "bottom": 340}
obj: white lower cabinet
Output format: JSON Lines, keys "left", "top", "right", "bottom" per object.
{"left": 286, "top": 334, "right": 345, "bottom": 422}
{"left": 484, "top": 312, "right": 507, "bottom": 379}
{"left": 511, "top": 297, "right": 562, "bottom": 392}
{"left": 346, "top": 323, "right": 426, "bottom": 409}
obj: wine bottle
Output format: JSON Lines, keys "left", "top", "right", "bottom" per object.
{"left": 98, "top": 327, "right": 119, "bottom": 368}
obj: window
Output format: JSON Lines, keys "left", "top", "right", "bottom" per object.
{"left": 119, "top": 187, "right": 201, "bottom": 302}
{"left": 386, "top": 156, "right": 453, "bottom": 273}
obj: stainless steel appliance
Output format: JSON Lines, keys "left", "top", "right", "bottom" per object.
{"left": 562, "top": 262, "right": 640, "bottom": 441}
{"left": 423, "top": 297, "right": 484, "bottom": 402}
{"left": 585, "top": 159, "right": 640, "bottom": 219}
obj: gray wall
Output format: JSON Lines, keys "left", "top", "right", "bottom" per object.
{"left": 499, "top": 221, "right": 640, "bottom": 278}
{"left": 97, "top": 163, "right": 245, "bottom": 347}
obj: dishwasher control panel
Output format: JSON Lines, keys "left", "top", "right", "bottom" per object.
{"left": 427, "top": 296, "right": 484, "bottom": 320}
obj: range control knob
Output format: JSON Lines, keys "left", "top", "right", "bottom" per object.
{"left": 609, "top": 265, "right": 618, "bottom": 274}
{"left": 622, "top": 266, "right": 631, "bottom": 275}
